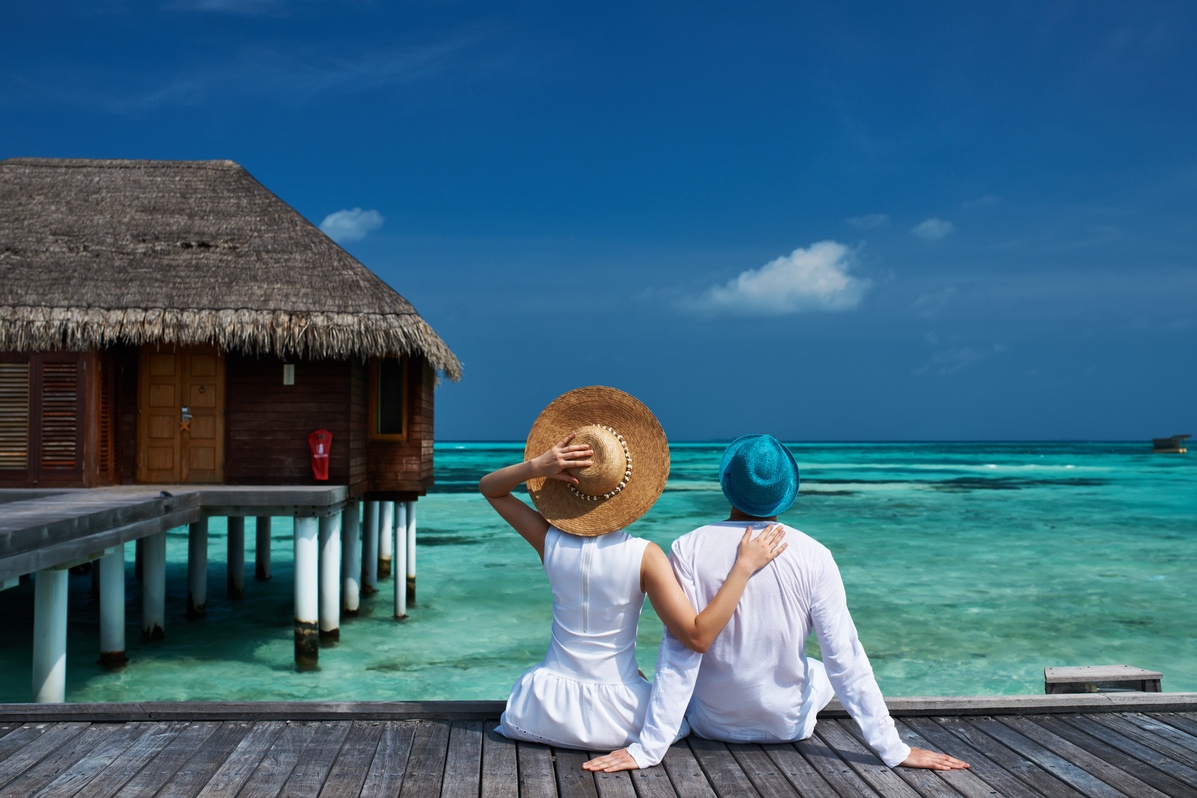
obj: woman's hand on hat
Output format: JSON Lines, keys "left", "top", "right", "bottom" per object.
{"left": 531, "top": 432, "right": 594, "bottom": 484}
{"left": 734, "top": 524, "right": 787, "bottom": 576}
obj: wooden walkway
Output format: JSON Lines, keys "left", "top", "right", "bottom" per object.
{"left": 2, "top": 700, "right": 1196, "bottom": 797}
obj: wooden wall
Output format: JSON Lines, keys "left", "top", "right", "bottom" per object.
{"left": 367, "top": 356, "right": 435, "bottom": 497}
{"left": 1, "top": 347, "right": 437, "bottom": 497}
{"left": 224, "top": 355, "right": 356, "bottom": 488}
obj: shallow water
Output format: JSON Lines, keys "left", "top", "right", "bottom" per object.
{"left": 1, "top": 441, "right": 1193, "bottom": 703}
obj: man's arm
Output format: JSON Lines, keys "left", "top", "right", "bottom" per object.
{"left": 584, "top": 543, "right": 704, "bottom": 771}
{"left": 811, "top": 551, "right": 965, "bottom": 769}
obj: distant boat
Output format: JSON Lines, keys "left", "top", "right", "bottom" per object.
{"left": 1151, "top": 434, "right": 1190, "bottom": 453}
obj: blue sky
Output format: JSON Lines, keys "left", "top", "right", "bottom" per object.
{"left": 4, "top": 1, "right": 1194, "bottom": 440}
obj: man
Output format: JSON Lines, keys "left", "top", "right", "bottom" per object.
{"left": 584, "top": 434, "right": 969, "bottom": 772}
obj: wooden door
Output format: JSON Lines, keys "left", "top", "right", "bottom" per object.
{"left": 137, "top": 345, "right": 225, "bottom": 483}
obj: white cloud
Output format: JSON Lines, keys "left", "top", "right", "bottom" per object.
{"left": 319, "top": 208, "right": 384, "bottom": 243}
{"left": 912, "top": 218, "right": 955, "bottom": 241}
{"left": 682, "top": 241, "right": 870, "bottom": 316}
{"left": 848, "top": 213, "right": 889, "bottom": 230}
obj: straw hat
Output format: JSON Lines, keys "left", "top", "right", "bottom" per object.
{"left": 525, "top": 386, "right": 669, "bottom": 536}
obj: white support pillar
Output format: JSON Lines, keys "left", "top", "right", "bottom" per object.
{"left": 227, "top": 516, "right": 245, "bottom": 599}
{"left": 362, "top": 501, "right": 379, "bottom": 596}
{"left": 378, "top": 501, "right": 394, "bottom": 579}
{"left": 318, "top": 512, "right": 341, "bottom": 642}
{"left": 294, "top": 516, "right": 319, "bottom": 670}
{"left": 99, "top": 544, "right": 128, "bottom": 668}
{"left": 393, "top": 503, "right": 407, "bottom": 620}
{"left": 187, "top": 518, "right": 208, "bottom": 619}
{"left": 406, "top": 500, "right": 417, "bottom": 603}
{"left": 255, "top": 516, "right": 272, "bottom": 581}
{"left": 342, "top": 501, "right": 361, "bottom": 616}
{"left": 142, "top": 532, "right": 166, "bottom": 641}
{"left": 33, "top": 567, "right": 68, "bottom": 703}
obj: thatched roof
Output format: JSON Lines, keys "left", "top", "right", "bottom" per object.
{"left": 0, "top": 158, "right": 461, "bottom": 380}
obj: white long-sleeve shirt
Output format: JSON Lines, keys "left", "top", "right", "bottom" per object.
{"left": 627, "top": 521, "right": 911, "bottom": 768}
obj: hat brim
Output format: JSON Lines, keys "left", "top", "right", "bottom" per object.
{"left": 525, "top": 386, "right": 669, "bottom": 536}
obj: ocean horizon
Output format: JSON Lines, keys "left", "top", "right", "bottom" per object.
{"left": 1, "top": 439, "right": 1193, "bottom": 703}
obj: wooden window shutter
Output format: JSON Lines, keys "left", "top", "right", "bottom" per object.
{"left": 97, "top": 357, "right": 116, "bottom": 477}
{"left": 39, "top": 361, "right": 82, "bottom": 471}
{"left": 0, "top": 362, "right": 30, "bottom": 470}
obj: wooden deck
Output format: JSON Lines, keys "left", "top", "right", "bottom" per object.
{"left": 2, "top": 699, "right": 1196, "bottom": 797}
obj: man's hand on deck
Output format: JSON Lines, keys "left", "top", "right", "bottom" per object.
{"left": 900, "top": 747, "right": 970, "bottom": 770}
{"left": 582, "top": 749, "right": 638, "bottom": 772}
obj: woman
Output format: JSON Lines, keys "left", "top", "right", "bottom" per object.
{"left": 480, "top": 386, "right": 785, "bottom": 750}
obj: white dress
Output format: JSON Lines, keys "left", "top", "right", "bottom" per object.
{"left": 499, "top": 526, "right": 688, "bottom": 750}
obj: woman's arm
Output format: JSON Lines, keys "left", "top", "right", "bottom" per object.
{"left": 642, "top": 525, "right": 786, "bottom": 653}
{"left": 478, "top": 433, "right": 594, "bottom": 561}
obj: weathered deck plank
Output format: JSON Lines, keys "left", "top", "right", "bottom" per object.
{"left": 237, "top": 720, "right": 320, "bottom": 798}
{"left": 933, "top": 715, "right": 1085, "bottom": 798}
{"left": 792, "top": 732, "right": 882, "bottom": 797}
{"left": 0, "top": 708, "right": 1193, "bottom": 796}
{"left": 728, "top": 743, "right": 820, "bottom": 798}
{"left": 624, "top": 755, "right": 674, "bottom": 798}
{"left": 358, "top": 720, "right": 418, "bottom": 798}
{"left": 152, "top": 719, "right": 254, "bottom": 798}
{"left": 815, "top": 721, "right": 924, "bottom": 798}
{"left": 999, "top": 715, "right": 1174, "bottom": 798}
{"left": 192, "top": 718, "right": 285, "bottom": 798}
{"left": 278, "top": 719, "right": 351, "bottom": 796}
{"left": 553, "top": 748, "right": 599, "bottom": 798}
{"left": 28, "top": 721, "right": 154, "bottom": 798}
{"left": 659, "top": 741, "right": 718, "bottom": 798}
{"left": 319, "top": 720, "right": 386, "bottom": 798}
{"left": 110, "top": 720, "right": 221, "bottom": 797}
{"left": 0, "top": 721, "right": 127, "bottom": 798}
{"left": 589, "top": 751, "right": 639, "bottom": 798}
{"left": 1090, "top": 713, "right": 1197, "bottom": 770}
{"left": 400, "top": 719, "right": 452, "bottom": 798}
{"left": 515, "top": 740, "right": 557, "bottom": 798}
{"left": 69, "top": 721, "right": 190, "bottom": 798}
{"left": 689, "top": 736, "right": 764, "bottom": 797}
{"left": 1037, "top": 715, "right": 1197, "bottom": 798}
{"left": 440, "top": 720, "right": 484, "bottom": 798}
{"left": 895, "top": 717, "right": 1042, "bottom": 798}
{"left": 481, "top": 724, "right": 519, "bottom": 798}
{"left": 0, "top": 721, "right": 90, "bottom": 793}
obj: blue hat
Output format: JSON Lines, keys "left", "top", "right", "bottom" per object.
{"left": 719, "top": 434, "right": 799, "bottom": 517}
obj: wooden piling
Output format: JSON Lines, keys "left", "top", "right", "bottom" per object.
{"left": 378, "top": 501, "right": 393, "bottom": 579}
{"left": 255, "top": 516, "right": 272, "bottom": 581}
{"left": 227, "top": 516, "right": 245, "bottom": 599}
{"left": 187, "top": 518, "right": 208, "bottom": 619}
{"left": 393, "top": 503, "right": 407, "bottom": 621}
{"left": 33, "top": 567, "right": 69, "bottom": 703}
{"left": 406, "top": 500, "right": 417, "bottom": 603}
{"left": 294, "top": 516, "right": 319, "bottom": 670}
{"left": 318, "top": 513, "right": 341, "bottom": 642}
{"left": 99, "top": 544, "right": 128, "bottom": 668}
{"left": 342, "top": 501, "right": 361, "bottom": 616}
{"left": 141, "top": 531, "right": 166, "bottom": 641}
{"left": 362, "top": 501, "right": 379, "bottom": 596}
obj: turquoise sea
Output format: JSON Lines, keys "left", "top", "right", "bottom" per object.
{"left": 1, "top": 441, "right": 1194, "bottom": 703}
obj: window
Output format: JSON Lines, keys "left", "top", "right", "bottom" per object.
{"left": 370, "top": 357, "right": 407, "bottom": 440}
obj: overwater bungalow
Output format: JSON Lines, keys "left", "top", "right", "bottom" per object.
{"left": 0, "top": 158, "right": 461, "bottom": 692}
{"left": 0, "top": 157, "right": 461, "bottom": 493}
{"left": 1151, "top": 434, "right": 1190, "bottom": 453}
